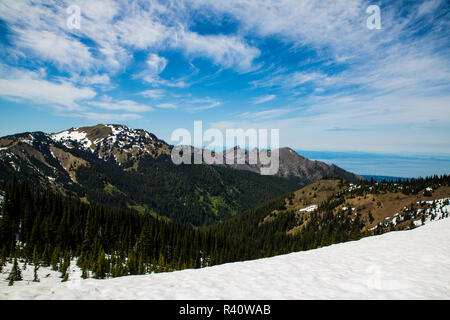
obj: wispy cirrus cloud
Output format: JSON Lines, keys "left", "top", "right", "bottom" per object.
{"left": 134, "top": 53, "right": 168, "bottom": 84}
{"left": 253, "top": 94, "right": 276, "bottom": 104}
{"left": 239, "top": 107, "right": 294, "bottom": 120}
{"left": 79, "top": 74, "right": 111, "bottom": 86}
{"left": 252, "top": 71, "right": 341, "bottom": 91}
{"left": 0, "top": 0, "right": 262, "bottom": 79}
{"left": 189, "top": 98, "right": 222, "bottom": 112}
{"left": 174, "top": 28, "right": 261, "bottom": 73}
{"left": 156, "top": 103, "right": 177, "bottom": 109}
{"left": 139, "top": 89, "right": 166, "bottom": 99}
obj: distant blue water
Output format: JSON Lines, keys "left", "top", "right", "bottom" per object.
{"left": 361, "top": 175, "right": 409, "bottom": 182}
{"left": 295, "top": 150, "right": 450, "bottom": 179}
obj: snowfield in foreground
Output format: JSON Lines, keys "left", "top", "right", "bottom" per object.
{"left": 1, "top": 218, "right": 450, "bottom": 300}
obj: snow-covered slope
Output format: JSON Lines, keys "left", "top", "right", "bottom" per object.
{"left": 1, "top": 219, "right": 449, "bottom": 300}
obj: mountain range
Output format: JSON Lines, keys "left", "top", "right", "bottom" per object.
{"left": 0, "top": 124, "right": 362, "bottom": 225}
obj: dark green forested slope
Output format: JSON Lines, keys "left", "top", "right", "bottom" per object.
{"left": 75, "top": 154, "right": 301, "bottom": 226}
{"left": 0, "top": 179, "right": 249, "bottom": 279}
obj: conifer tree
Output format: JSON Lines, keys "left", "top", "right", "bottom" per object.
{"left": 126, "top": 251, "right": 137, "bottom": 275}
{"left": 157, "top": 251, "right": 165, "bottom": 273}
{"left": 138, "top": 253, "right": 146, "bottom": 275}
{"left": 93, "top": 249, "right": 108, "bottom": 279}
{"left": 50, "top": 248, "right": 60, "bottom": 271}
{"left": 41, "top": 246, "right": 50, "bottom": 267}
{"left": 60, "top": 252, "right": 71, "bottom": 279}
{"left": 7, "top": 258, "right": 23, "bottom": 286}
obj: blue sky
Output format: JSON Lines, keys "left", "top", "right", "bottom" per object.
{"left": 0, "top": 0, "right": 449, "bottom": 176}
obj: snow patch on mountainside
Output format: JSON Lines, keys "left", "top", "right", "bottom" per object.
{"left": 51, "top": 130, "right": 92, "bottom": 151}
{"left": 52, "top": 130, "right": 86, "bottom": 143}
{"left": 1, "top": 218, "right": 449, "bottom": 300}
{"left": 371, "top": 197, "right": 450, "bottom": 230}
{"left": 297, "top": 204, "right": 318, "bottom": 213}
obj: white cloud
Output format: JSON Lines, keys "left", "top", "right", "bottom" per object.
{"left": 252, "top": 71, "right": 340, "bottom": 90}
{"left": 78, "top": 74, "right": 111, "bottom": 86}
{"left": 134, "top": 53, "right": 170, "bottom": 84}
{"left": 156, "top": 103, "right": 177, "bottom": 109}
{"left": 0, "top": 68, "right": 96, "bottom": 111}
{"left": 1, "top": 0, "right": 445, "bottom": 81}
{"left": 188, "top": 0, "right": 450, "bottom": 96}
{"left": 0, "top": 0, "right": 262, "bottom": 79}
{"left": 112, "top": 2, "right": 172, "bottom": 50}
{"left": 189, "top": 98, "right": 222, "bottom": 111}
{"left": 417, "top": 0, "right": 443, "bottom": 17}
{"left": 150, "top": 78, "right": 190, "bottom": 88}
{"left": 186, "top": 0, "right": 372, "bottom": 58}
{"left": 11, "top": 29, "right": 95, "bottom": 73}
{"left": 140, "top": 89, "right": 165, "bottom": 99}
{"left": 174, "top": 29, "right": 261, "bottom": 73}
{"left": 134, "top": 53, "right": 193, "bottom": 88}
{"left": 86, "top": 74, "right": 110, "bottom": 85}
{"left": 239, "top": 107, "right": 294, "bottom": 120}
{"left": 146, "top": 54, "right": 168, "bottom": 75}
{"left": 253, "top": 94, "right": 276, "bottom": 104}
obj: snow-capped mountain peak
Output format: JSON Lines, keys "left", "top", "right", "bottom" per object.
{"left": 50, "top": 124, "right": 170, "bottom": 163}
